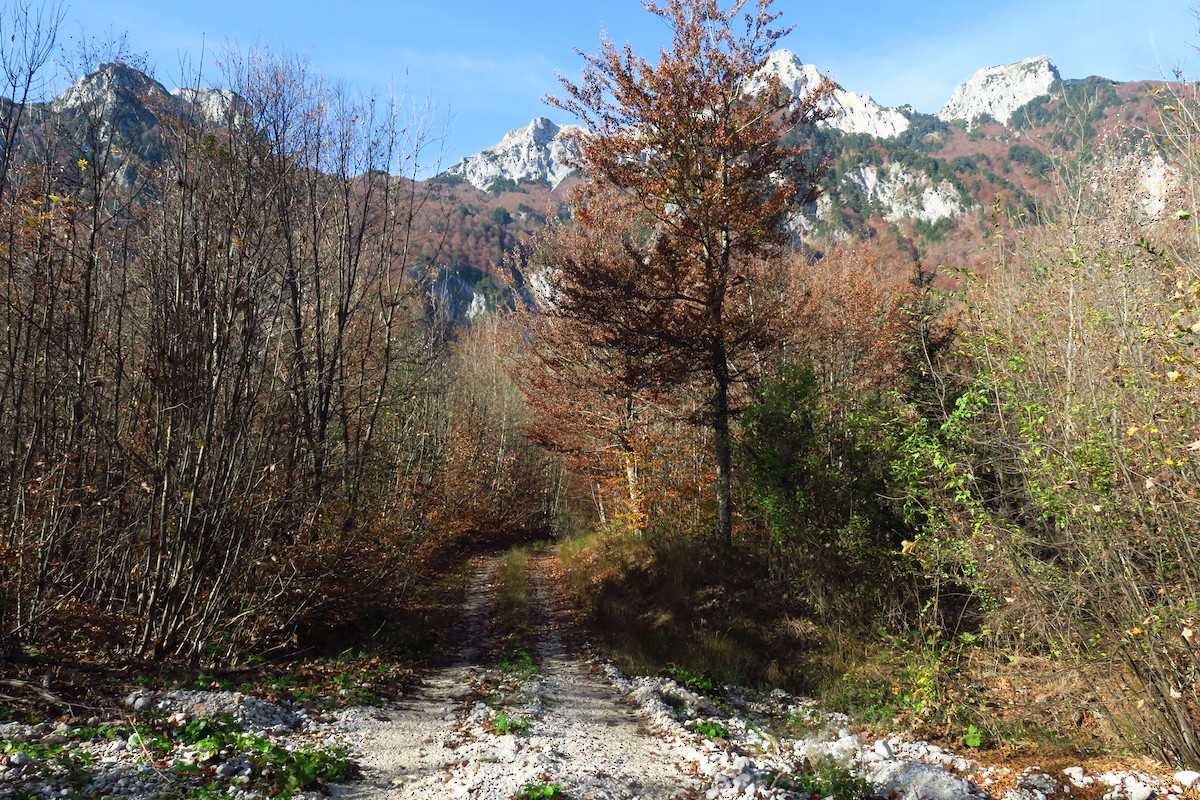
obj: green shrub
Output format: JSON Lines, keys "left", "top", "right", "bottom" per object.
{"left": 491, "top": 709, "right": 531, "bottom": 735}
{"left": 768, "top": 758, "right": 872, "bottom": 800}
{"left": 690, "top": 719, "right": 730, "bottom": 739}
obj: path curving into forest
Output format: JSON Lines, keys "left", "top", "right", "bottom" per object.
{"left": 329, "top": 552, "right": 704, "bottom": 800}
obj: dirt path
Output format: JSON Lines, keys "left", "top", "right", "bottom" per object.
{"left": 523, "top": 550, "right": 700, "bottom": 799}
{"left": 330, "top": 557, "right": 503, "bottom": 799}
{"left": 329, "top": 552, "right": 703, "bottom": 800}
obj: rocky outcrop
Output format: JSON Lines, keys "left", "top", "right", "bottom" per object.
{"left": 441, "top": 117, "right": 583, "bottom": 192}
{"left": 47, "top": 62, "right": 248, "bottom": 170}
{"left": 937, "top": 56, "right": 1060, "bottom": 126}
{"left": 444, "top": 50, "right": 917, "bottom": 193}
{"left": 755, "top": 49, "right": 912, "bottom": 139}
{"left": 51, "top": 61, "right": 176, "bottom": 119}
{"left": 851, "top": 163, "right": 964, "bottom": 224}
{"left": 171, "top": 87, "right": 250, "bottom": 127}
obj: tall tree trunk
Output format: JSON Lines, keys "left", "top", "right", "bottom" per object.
{"left": 713, "top": 344, "right": 732, "bottom": 547}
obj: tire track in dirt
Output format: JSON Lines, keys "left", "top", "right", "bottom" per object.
{"left": 330, "top": 550, "right": 704, "bottom": 799}
{"left": 524, "top": 549, "right": 703, "bottom": 799}
{"left": 330, "top": 556, "right": 502, "bottom": 799}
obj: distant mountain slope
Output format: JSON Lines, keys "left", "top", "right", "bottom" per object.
{"left": 435, "top": 50, "right": 1163, "bottom": 251}
{"left": 440, "top": 117, "right": 584, "bottom": 193}
{"left": 0, "top": 54, "right": 1177, "bottom": 316}
{"left": 756, "top": 49, "right": 914, "bottom": 139}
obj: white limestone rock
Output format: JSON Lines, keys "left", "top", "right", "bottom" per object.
{"left": 938, "top": 56, "right": 1060, "bottom": 126}
{"left": 1173, "top": 770, "right": 1200, "bottom": 788}
{"left": 442, "top": 117, "right": 583, "bottom": 192}
{"left": 51, "top": 61, "right": 175, "bottom": 117}
{"left": 447, "top": 50, "right": 916, "bottom": 195}
{"left": 755, "top": 49, "right": 912, "bottom": 139}
{"left": 870, "top": 760, "right": 987, "bottom": 800}
{"left": 850, "top": 163, "right": 964, "bottom": 223}
{"left": 171, "top": 87, "right": 249, "bottom": 127}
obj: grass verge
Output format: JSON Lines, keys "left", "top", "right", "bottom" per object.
{"left": 554, "top": 525, "right": 1126, "bottom": 761}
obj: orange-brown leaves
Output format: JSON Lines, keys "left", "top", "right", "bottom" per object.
{"left": 534, "top": 0, "right": 835, "bottom": 541}
{"left": 786, "top": 240, "right": 932, "bottom": 402}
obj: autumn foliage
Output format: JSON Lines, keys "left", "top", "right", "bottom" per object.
{"left": 523, "top": 0, "right": 833, "bottom": 542}
{"left": 0, "top": 42, "right": 552, "bottom": 666}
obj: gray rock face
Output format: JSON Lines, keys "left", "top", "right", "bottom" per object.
{"left": 441, "top": 117, "right": 583, "bottom": 192}
{"left": 849, "top": 162, "right": 965, "bottom": 223}
{"left": 51, "top": 61, "right": 175, "bottom": 119}
{"left": 937, "top": 56, "right": 1060, "bottom": 126}
{"left": 754, "top": 49, "right": 912, "bottom": 139}
{"left": 53, "top": 62, "right": 248, "bottom": 130}
{"left": 15, "top": 61, "right": 252, "bottom": 186}
{"left": 443, "top": 49, "right": 917, "bottom": 193}
{"left": 171, "top": 87, "right": 251, "bottom": 127}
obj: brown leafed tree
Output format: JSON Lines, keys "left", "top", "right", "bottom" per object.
{"left": 541, "top": 0, "right": 834, "bottom": 543}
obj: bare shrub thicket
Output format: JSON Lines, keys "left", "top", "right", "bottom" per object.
{"left": 0, "top": 35, "right": 551, "bottom": 664}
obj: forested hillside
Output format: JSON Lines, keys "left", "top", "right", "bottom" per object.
{"left": 1, "top": 0, "right": 1198, "bottom": 789}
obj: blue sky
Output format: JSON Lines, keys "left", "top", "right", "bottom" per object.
{"left": 63, "top": 1, "right": 1197, "bottom": 169}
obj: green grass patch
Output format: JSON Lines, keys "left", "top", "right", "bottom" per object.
{"left": 498, "top": 649, "right": 539, "bottom": 679}
{"left": 555, "top": 526, "right": 813, "bottom": 691}
{"left": 497, "top": 546, "right": 532, "bottom": 639}
{"left": 514, "top": 783, "right": 567, "bottom": 799}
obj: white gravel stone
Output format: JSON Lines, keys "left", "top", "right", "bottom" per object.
{"left": 1174, "top": 771, "right": 1200, "bottom": 788}
{"left": 871, "top": 759, "right": 986, "bottom": 800}
{"left": 1125, "top": 777, "right": 1156, "bottom": 800}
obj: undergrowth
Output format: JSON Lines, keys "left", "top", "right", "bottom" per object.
{"left": 2, "top": 714, "right": 354, "bottom": 799}
{"left": 772, "top": 758, "right": 873, "bottom": 800}
{"left": 491, "top": 709, "right": 532, "bottom": 735}
{"left": 555, "top": 525, "right": 1122, "bottom": 758}
{"left": 556, "top": 526, "right": 809, "bottom": 689}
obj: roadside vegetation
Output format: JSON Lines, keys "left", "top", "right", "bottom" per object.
{"left": 0, "top": 0, "right": 554, "bottom": 680}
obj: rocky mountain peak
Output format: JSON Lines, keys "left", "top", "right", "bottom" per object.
{"left": 52, "top": 62, "right": 249, "bottom": 130}
{"left": 445, "top": 50, "right": 922, "bottom": 194}
{"left": 171, "top": 87, "right": 250, "bottom": 127}
{"left": 52, "top": 61, "right": 175, "bottom": 117}
{"left": 937, "top": 55, "right": 1060, "bottom": 126}
{"left": 441, "top": 117, "right": 584, "bottom": 192}
{"left": 755, "top": 49, "right": 912, "bottom": 139}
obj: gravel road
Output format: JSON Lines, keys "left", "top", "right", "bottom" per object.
{"left": 329, "top": 553, "right": 703, "bottom": 799}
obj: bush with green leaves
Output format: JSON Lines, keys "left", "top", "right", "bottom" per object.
{"left": 168, "top": 714, "right": 353, "bottom": 796}
{"left": 1, "top": 740, "right": 93, "bottom": 791}
{"left": 689, "top": 719, "right": 730, "bottom": 740}
{"left": 664, "top": 664, "right": 715, "bottom": 693}
{"left": 891, "top": 221, "right": 1200, "bottom": 763}
{"left": 740, "top": 360, "right": 913, "bottom": 618}
{"left": 771, "top": 758, "right": 872, "bottom": 800}
{"left": 491, "top": 709, "right": 531, "bottom": 735}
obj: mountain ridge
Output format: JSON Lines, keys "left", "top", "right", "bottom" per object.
{"left": 2, "top": 52, "right": 1176, "bottom": 315}
{"left": 441, "top": 51, "right": 1076, "bottom": 194}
